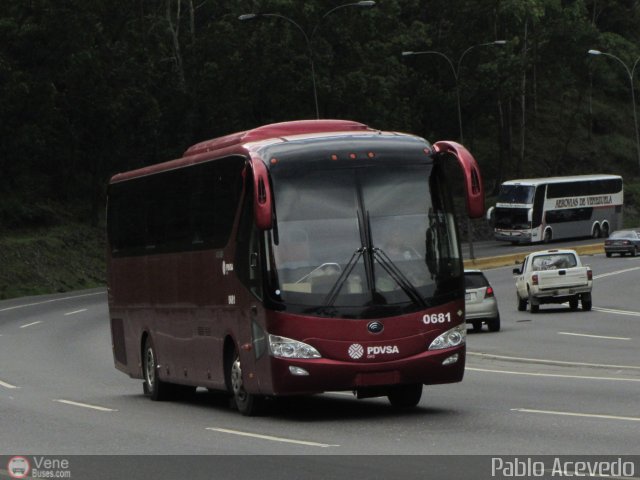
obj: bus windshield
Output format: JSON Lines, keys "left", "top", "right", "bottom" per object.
{"left": 498, "top": 184, "right": 535, "bottom": 204}
{"left": 266, "top": 164, "right": 462, "bottom": 318}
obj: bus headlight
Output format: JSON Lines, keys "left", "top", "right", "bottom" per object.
{"left": 269, "top": 335, "right": 321, "bottom": 359}
{"left": 428, "top": 324, "right": 466, "bottom": 350}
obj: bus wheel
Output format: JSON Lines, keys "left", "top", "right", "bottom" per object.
{"left": 388, "top": 383, "right": 422, "bottom": 408}
{"left": 592, "top": 225, "right": 601, "bottom": 239}
{"left": 143, "top": 336, "right": 171, "bottom": 401}
{"left": 543, "top": 229, "right": 552, "bottom": 243}
{"left": 230, "top": 352, "right": 263, "bottom": 416}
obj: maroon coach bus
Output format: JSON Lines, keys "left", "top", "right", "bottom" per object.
{"left": 107, "top": 120, "right": 484, "bottom": 415}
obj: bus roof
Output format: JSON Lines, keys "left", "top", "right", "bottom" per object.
{"left": 183, "top": 119, "right": 375, "bottom": 157}
{"left": 109, "top": 120, "right": 424, "bottom": 184}
{"left": 501, "top": 174, "right": 621, "bottom": 187}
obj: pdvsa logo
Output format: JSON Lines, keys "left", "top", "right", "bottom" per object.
{"left": 367, "top": 345, "right": 399, "bottom": 355}
{"left": 348, "top": 344, "right": 364, "bottom": 359}
{"left": 7, "top": 456, "right": 30, "bottom": 479}
{"left": 348, "top": 343, "right": 400, "bottom": 359}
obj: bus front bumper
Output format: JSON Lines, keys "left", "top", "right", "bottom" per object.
{"left": 495, "top": 230, "right": 531, "bottom": 243}
{"left": 264, "top": 346, "right": 466, "bottom": 396}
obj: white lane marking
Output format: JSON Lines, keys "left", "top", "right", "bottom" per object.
{"left": 64, "top": 309, "right": 88, "bottom": 316}
{"left": 54, "top": 399, "right": 118, "bottom": 412}
{"left": 594, "top": 266, "right": 640, "bottom": 280}
{"left": 467, "top": 367, "right": 640, "bottom": 382}
{"left": 20, "top": 321, "right": 42, "bottom": 329}
{"left": 512, "top": 408, "right": 640, "bottom": 423}
{"left": 558, "top": 331, "right": 631, "bottom": 341}
{"left": 0, "top": 291, "right": 103, "bottom": 313}
{"left": 593, "top": 306, "right": 640, "bottom": 317}
{"left": 206, "top": 427, "right": 339, "bottom": 448}
{"left": 467, "top": 352, "right": 640, "bottom": 371}
{"left": 0, "top": 379, "right": 19, "bottom": 389}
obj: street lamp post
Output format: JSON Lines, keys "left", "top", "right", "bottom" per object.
{"left": 588, "top": 49, "right": 640, "bottom": 171}
{"left": 402, "top": 40, "right": 506, "bottom": 144}
{"left": 239, "top": 1, "right": 376, "bottom": 119}
{"left": 402, "top": 41, "right": 505, "bottom": 259}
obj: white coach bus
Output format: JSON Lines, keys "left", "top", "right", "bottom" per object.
{"left": 487, "top": 174, "right": 623, "bottom": 243}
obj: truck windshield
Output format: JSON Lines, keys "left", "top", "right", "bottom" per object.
{"left": 265, "top": 163, "right": 462, "bottom": 318}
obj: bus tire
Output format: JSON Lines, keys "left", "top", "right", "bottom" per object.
{"left": 143, "top": 336, "right": 172, "bottom": 401}
{"left": 388, "top": 383, "right": 422, "bottom": 408}
{"left": 229, "top": 349, "right": 263, "bottom": 416}
{"left": 592, "top": 225, "right": 601, "bottom": 239}
{"left": 543, "top": 229, "right": 552, "bottom": 243}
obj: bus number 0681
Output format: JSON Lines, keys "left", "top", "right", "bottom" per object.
{"left": 422, "top": 312, "right": 451, "bottom": 324}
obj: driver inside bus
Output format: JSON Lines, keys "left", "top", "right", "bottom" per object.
{"left": 383, "top": 231, "right": 419, "bottom": 260}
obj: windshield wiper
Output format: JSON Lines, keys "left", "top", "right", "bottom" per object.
{"left": 373, "top": 247, "right": 427, "bottom": 308}
{"left": 323, "top": 247, "right": 365, "bottom": 307}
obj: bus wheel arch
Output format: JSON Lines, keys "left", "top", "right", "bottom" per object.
{"left": 142, "top": 334, "right": 170, "bottom": 400}
{"left": 543, "top": 228, "right": 552, "bottom": 243}
{"left": 224, "top": 336, "right": 263, "bottom": 416}
{"left": 601, "top": 221, "right": 610, "bottom": 238}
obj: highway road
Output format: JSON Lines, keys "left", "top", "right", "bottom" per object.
{"left": 1, "top": 247, "right": 638, "bottom": 479}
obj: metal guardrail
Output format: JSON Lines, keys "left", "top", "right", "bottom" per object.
{"left": 463, "top": 243, "right": 605, "bottom": 270}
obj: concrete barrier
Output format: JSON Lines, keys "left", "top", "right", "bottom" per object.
{"left": 463, "top": 243, "right": 604, "bottom": 270}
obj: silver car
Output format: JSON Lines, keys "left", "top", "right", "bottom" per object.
{"left": 464, "top": 270, "right": 501, "bottom": 332}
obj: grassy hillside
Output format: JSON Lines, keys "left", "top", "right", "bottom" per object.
{"left": 0, "top": 220, "right": 105, "bottom": 300}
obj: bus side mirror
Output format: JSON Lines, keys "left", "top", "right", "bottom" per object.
{"left": 250, "top": 157, "right": 273, "bottom": 230}
{"left": 433, "top": 141, "right": 484, "bottom": 219}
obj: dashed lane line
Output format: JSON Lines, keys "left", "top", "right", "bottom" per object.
{"left": 53, "top": 399, "right": 118, "bottom": 412}
{"left": 19, "top": 321, "right": 42, "bottom": 329}
{"left": 467, "top": 367, "right": 640, "bottom": 382}
{"left": 206, "top": 427, "right": 339, "bottom": 448}
{"left": 0, "top": 291, "right": 103, "bottom": 313}
{"left": 558, "top": 331, "right": 631, "bottom": 341}
{"left": 512, "top": 408, "right": 640, "bottom": 423}
{"left": 0, "top": 379, "right": 19, "bottom": 389}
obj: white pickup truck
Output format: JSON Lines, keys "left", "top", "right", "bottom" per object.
{"left": 513, "top": 249, "right": 593, "bottom": 313}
